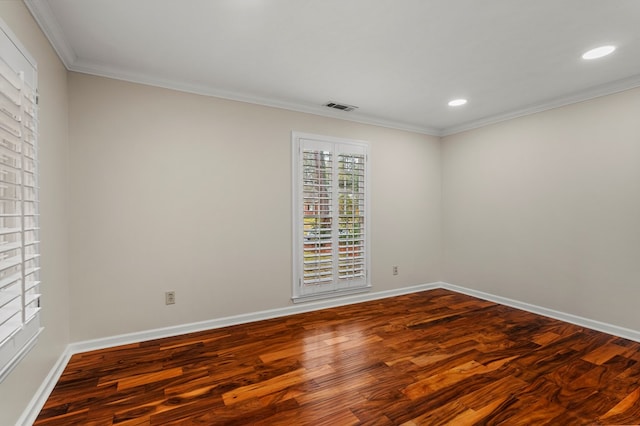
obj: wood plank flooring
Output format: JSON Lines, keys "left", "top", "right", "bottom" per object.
{"left": 35, "top": 289, "right": 640, "bottom": 425}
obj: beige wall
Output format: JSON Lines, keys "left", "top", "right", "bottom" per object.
{"left": 442, "top": 87, "right": 640, "bottom": 330}
{"left": 67, "top": 72, "right": 442, "bottom": 341}
{"left": 0, "top": 2, "right": 70, "bottom": 425}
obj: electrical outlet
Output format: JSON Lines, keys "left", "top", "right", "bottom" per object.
{"left": 392, "top": 266, "right": 398, "bottom": 276}
{"left": 165, "top": 291, "right": 176, "bottom": 305}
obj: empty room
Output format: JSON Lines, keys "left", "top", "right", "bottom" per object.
{"left": 1, "top": 0, "right": 640, "bottom": 424}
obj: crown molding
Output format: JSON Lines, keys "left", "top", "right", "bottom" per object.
{"left": 24, "top": 0, "right": 640, "bottom": 139}
{"left": 24, "top": 0, "right": 76, "bottom": 68}
{"left": 69, "top": 57, "right": 443, "bottom": 136}
{"left": 441, "top": 73, "right": 640, "bottom": 136}
{"left": 62, "top": 55, "right": 640, "bottom": 138}
{"left": 23, "top": 0, "right": 442, "bottom": 137}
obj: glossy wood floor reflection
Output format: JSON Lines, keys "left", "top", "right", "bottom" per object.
{"left": 36, "top": 289, "right": 640, "bottom": 425}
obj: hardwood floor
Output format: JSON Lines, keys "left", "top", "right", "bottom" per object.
{"left": 35, "top": 289, "right": 640, "bottom": 425}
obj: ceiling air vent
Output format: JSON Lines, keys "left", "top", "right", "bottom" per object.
{"left": 324, "top": 102, "right": 358, "bottom": 112}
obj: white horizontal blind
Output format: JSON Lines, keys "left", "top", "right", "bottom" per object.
{"left": 293, "top": 132, "right": 369, "bottom": 302}
{"left": 0, "top": 19, "right": 41, "bottom": 382}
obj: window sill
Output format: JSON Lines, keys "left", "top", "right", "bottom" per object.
{"left": 0, "top": 326, "right": 43, "bottom": 383}
{"left": 292, "top": 285, "right": 371, "bottom": 304}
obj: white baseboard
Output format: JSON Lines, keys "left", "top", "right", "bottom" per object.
{"left": 17, "top": 346, "right": 72, "bottom": 426}
{"left": 20, "top": 280, "right": 640, "bottom": 425}
{"left": 17, "top": 282, "right": 441, "bottom": 425}
{"left": 68, "top": 282, "right": 441, "bottom": 354}
{"left": 440, "top": 282, "right": 640, "bottom": 343}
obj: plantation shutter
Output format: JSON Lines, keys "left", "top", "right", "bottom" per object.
{"left": 292, "top": 133, "right": 370, "bottom": 302}
{"left": 0, "top": 20, "right": 42, "bottom": 382}
{"left": 337, "top": 149, "right": 366, "bottom": 281}
{"left": 302, "top": 146, "right": 334, "bottom": 286}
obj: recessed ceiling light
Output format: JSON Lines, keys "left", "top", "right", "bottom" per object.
{"left": 582, "top": 45, "right": 616, "bottom": 60}
{"left": 448, "top": 99, "right": 467, "bottom": 107}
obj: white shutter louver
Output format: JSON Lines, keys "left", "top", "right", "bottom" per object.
{"left": 0, "top": 20, "right": 41, "bottom": 382}
{"left": 293, "top": 133, "right": 369, "bottom": 302}
{"left": 337, "top": 152, "right": 365, "bottom": 280}
{"left": 302, "top": 149, "right": 333, "bottom": 285}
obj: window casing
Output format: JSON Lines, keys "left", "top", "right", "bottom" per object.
{"left": 0, "top": 19, "right": 41, "bottom": 382}
{"left": 292, "top": 132, "right": 370, "bottom": 302}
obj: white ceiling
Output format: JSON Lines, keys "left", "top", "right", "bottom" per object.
{"left": 25, "top": 0, "right": 640, "bottom": 136}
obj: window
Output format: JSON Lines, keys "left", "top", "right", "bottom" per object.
{"left": 292, "top": 132, "right": 370, "bottom": 302}
{"left": 0, "top": 20, "right": 41, "bottom": 382}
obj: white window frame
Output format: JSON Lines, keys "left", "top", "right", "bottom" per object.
{"left": 292, "top": 131, "right": 370, "bottom": 303}
{"left": 0, "top": 17, "right": 42, "bottom": 383}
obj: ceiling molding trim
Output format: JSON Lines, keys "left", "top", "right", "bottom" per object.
{"left": 25, "top": 1, "right": 640, "bottom": 139}
{"left": 441, "top": 74, "right": 640, "bottom": 137}
{"left": 66, "top": 56, "right": 640, "bottom": 139}
{"left": 69, "top": 58, "right": 443, "bottom": 136}
{"left": 24, "top": 0, "right": 76, "bottom": 69}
